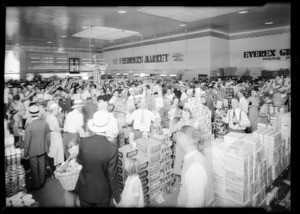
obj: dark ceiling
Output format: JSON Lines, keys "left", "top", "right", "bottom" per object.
{"left": 5, "top": 3, "right": 290, "bottom": 51}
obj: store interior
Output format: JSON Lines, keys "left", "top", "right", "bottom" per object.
{"left": 4, "top": 3, "right": 292, "bottom": 210}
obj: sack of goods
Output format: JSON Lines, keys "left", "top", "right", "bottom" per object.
{"left": 54, "top": 158, "right": 82, "bottom": 191}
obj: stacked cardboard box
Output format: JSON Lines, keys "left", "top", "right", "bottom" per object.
{"left": 151, "top": 131, "right": 176, "bottom": 195}
{"left": 204, "top": 140, "right": 232, "bottom": 207}
{"left": 224, "top": 140, "right": 254, "bottom": 206}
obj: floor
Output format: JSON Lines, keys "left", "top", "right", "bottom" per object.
{"left": 28, "top": 176, "right": 180, "bottom": 207}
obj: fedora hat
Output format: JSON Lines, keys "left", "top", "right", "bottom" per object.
{"left": 88, "top": 110, "right": 111, "bottom": 133}
{"left": 29, "top": 105, "right": 40, "bottom": 117}
{"left": 71, "top": 99, "right": 85, "bottom": 108}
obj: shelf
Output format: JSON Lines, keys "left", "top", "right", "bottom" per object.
{"left": 266, "top": 164, "right": 290, "bottom": 193}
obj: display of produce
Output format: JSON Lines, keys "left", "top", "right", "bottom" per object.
{"left": 6, "top": 192, "right": 39, "bottom": 207}
{"left": 5, "top": 122, "right": 27, "bottom": 197}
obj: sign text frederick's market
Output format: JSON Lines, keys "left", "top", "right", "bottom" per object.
{"left": 119, "top": 54, "right": 169, "bottom": 64}
{"left": 243, "top": 49, "right": 290, "bottom": 61}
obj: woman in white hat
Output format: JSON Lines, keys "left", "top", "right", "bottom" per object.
{"left": 45, "top": 103, "right": 64, "bottom": 173}
{"left": 62, "top": 99, "right": 85, "bottom": 160}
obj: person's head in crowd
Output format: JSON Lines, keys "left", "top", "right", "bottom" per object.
{"left": 180, "top": 86, "right": 187, "bottom": 93}
{"left": 182, "top": 107, "right": 193, "bottom": 121}
{"left": 112, "top": 90, "right": 120, "bottom": 98}
{"left": 72, "top": 99, "right": 85, "bottom": 112}
{"left": 86, "top": 96, "right": 93, "bottom": 102}
{"left": 237, "top": 90, "right": 245, "bottom": 99}
{"left": 90, "top": 84, "right": 95, "bottom": 90}
{"left": 166, "top": 88, "right": 172, "bottom": 95}
{"left": 85, "top": 84, "right": 90, "bottom": 91}
{"left": 49, "top": 103, "right": 60, "bottom": 116}
{"left": 68, "top": 139, "right": 79, "bottom": 158}
{"left": 29, "top": 105, "right": 40, "bottom": 118}
{"left": 124, "top": 158, "right": 140, "bottom": 177}
{"left": 177, "top": 125, "right": 199, "bottom": 153}
{"left": 12, "top": 86, "right": 18, "bottom": 96}
{"left": 37, "top": 98, "right": 44, "bottom": 107}
{"left": 129, "top": 88, "right": 135, "bottom": 96}
{"left": 77, "top": 87, "right": 83, "bottom": 94}
{"left": 40, "top": 88, "right": 45, "bottom": 94}
{"left": 153, "top": 91, "right": 159, "bottom": 98}
{"left": 13, "top": 95, "right": 20, "bottom": 104}
{"left": 251, "top": 90, "right": 258, "bottom": 97}
{"left": 231, "top": 98, "right": 239, "bottom": 109}
{"left": 97, "top": 95, "right": 105, "bottom": 102}
{"left": 186, "top": 88, "right": 194, "bottom": 98}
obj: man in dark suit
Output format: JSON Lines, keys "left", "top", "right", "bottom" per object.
{"left": 24, "top": 105, "right": 50, "bottom": 190}
{"left": 82, "top": 96, "right": 98, "bottom": 131}
{"left": 75, "top": 110, "right": 121, "bottom": 207}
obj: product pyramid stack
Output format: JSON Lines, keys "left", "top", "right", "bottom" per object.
{"left": 188, "top": 97, "right": 213, "bottom": 152}
{"left": 204, "top": 132, "right": 268, "bottom": 207}
{"left": 117, "top": 144, "right": 151, "bottom": 206}
{"left": 151, "top": 130, "right": 176, "bottom": 195}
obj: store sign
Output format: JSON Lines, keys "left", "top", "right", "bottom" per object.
{"left": 243, "top": 49, "right": 290, "bottom": 61}
{"left": 172, "top": 53, "right": 184, "bottom": 62}
{"left": 119, "top": 54, "right": 169, "bottom": 64}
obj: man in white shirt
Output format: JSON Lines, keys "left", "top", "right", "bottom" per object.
{"left": 109, "top": 90, "right": 120, "bottom": 105}
{"left": 63, "top": 99, "right": 85, "bottom": 160}
{"left": 81, "top": 85, "right": 91, "bottom": 101}
{"left": 237, "top": 90, "right": 249, "bottom": 113}
{"left": 126, "top": 98, "right": 154, "bottom": 139}
{"left": 222, "top": 98, "right": 250, "bottom": 133}
{"left": 176, "top": 125, "right": 214, "bottom": 207}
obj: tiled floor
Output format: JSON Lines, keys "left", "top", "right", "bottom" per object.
{"left": 28, "top": 176, "right": 180, "bottom": 207}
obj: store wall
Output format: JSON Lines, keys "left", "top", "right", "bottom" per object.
{"left": 103, "top": 36, "right": 212, "bottom": 80}
{"left": 210, "top": 37, "right": 230, "bottom": 71}
{"left": 229, "top": 32, "right": 291, "bottom": 71}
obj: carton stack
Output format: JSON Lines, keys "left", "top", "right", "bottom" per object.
{"left": 188, "top": 98, "right": 213, "bottom": 152}
{"left": 117, "top": 144, "right": 152, "bottom": 206}
{"left": 151, "top": 131, "right": 176, "bottom": 194}
{"left": 224, "top": 140, "right": 254, "bottom": 207}
{"left": 209, "top": 141, "right": 233, "bottom": 207}
{"left": 135, "top": 137, "right": 162, "bottom": 202}
{"left": 239, "top": 134, "right": 266, "bottom": 207}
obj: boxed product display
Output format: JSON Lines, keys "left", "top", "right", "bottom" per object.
{"left": 223, "top": 132, "right": 245, "bottom": 144}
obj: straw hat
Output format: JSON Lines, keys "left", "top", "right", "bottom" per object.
{"left": 29, "top": 105, "right": 40, "bottom": 117}
{"left": 88, "top": 110, "right": 111, "bottom": 133}
{"left": 71, "top": 99, "right": 85, "bottom": 108}
{"left": 49, "top": 103, "right": 59, "bottom": 112}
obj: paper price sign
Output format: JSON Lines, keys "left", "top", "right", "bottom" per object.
{"left": 139, "top": 123, "right": 150, "bottom": 132}
{"left": 129, "top": 132, "right": 135, "bottom": 143}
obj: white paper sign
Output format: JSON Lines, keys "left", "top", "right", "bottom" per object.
{"left": 223, "top": 99, "right": 228, "bottom": 107}
{"left": 155, "top": 97, "right": 164, "bottom": 108}
{"left": 139, "top": 123, "right": 150, "bottom": 132}
{"left": 156, "top": 193, "right": 165, "bottom": 204}
{"left": 216, "top": 100, "right": 223, "bottom": 109}
{"left": 129, "top": 132, "right": 135, "bottom": 143}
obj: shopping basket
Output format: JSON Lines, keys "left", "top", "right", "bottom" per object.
{"left": 54, "top": 159, "right": 82, "bottom": 191}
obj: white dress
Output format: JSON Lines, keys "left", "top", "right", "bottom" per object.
{"left": 120, "top": 175, "right": 144, "bottom": 207}
{"left": 46, "top": 113, "right": 64, "bottom": 166}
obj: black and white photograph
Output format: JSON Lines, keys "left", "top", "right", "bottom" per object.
{"left": 2, "top": 2, "right": 293, "bottom": 211}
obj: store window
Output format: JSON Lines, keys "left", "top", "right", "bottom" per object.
{"left": 5, "top": 50, "right": 20, "bottom": 80}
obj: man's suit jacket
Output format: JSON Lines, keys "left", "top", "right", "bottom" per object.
{"left": 24, "top": 119, "right": 51, "bottom": 158}
{"left": 75, "top": 135, "right": 121, "bottom": 204}
{"left": 82, "top": 102, "right": 98, "bottom": 123}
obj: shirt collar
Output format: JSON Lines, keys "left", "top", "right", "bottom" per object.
{"left": 184, "top": 149, "right": 198, "bottom": 163}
